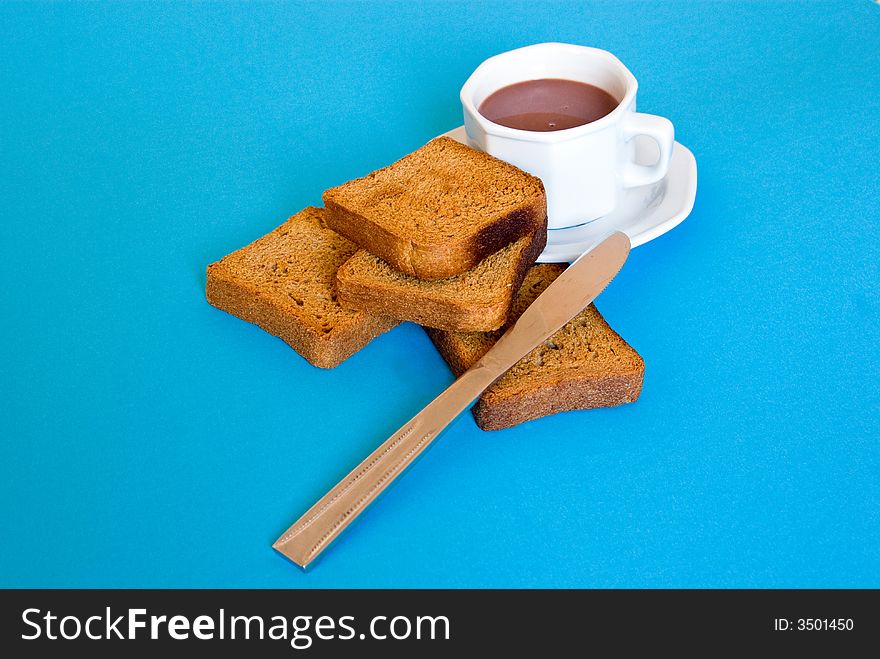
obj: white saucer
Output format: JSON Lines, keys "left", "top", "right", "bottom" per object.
{"left": 442, "top": 126, "right": 697, "bottom": 262}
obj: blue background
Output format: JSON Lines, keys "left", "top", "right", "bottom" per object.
{"left": 2, "top": 1, "right": 878, "bottom": 588}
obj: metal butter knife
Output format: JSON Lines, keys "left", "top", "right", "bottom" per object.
{"left": 273, "top": 231, "right": 631, "bottom": 568}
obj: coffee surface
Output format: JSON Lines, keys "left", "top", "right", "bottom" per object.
{"left": 478, "top": 78, "right": 618, "bottom": 132}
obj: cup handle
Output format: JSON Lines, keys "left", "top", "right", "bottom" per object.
{"left": 620, "top": 113, "right": 675, "bottom": 188}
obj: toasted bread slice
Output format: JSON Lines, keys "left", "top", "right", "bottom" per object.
{"left": 323, "top": 136, "right": 547, "bottom": 280}
{"left": 426, "top": 264, "right": 644, "bottom": 430}
{"left": 206, "top": 207, "right": 398, "bottom": 368}
{"left": 335, "top": 228, "right": 546, "bottom": 332}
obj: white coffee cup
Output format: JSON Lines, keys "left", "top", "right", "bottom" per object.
{"left": 460, "top": 43, "right": 674, "bottom": 229}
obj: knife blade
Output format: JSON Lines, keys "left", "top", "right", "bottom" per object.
{"left": 272, "top": 231, "right": 631, "bottom": 568}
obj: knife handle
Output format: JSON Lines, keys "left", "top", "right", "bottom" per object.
{"left": 273, "top": 232, "right": 631, "bottom": 568}
{"left": 272, "top": 364, "right": 499, "bottom": 569}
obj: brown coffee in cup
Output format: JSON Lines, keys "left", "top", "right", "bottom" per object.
{"left": 478, "top": 78, "right": 618, "bottom": 132}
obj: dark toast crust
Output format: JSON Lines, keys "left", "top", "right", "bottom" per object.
{"left": 472, "top": 368, "right": 644, "bottom": 431}
{"left": 472, "top": 202, "right": 546, "bottom": 265}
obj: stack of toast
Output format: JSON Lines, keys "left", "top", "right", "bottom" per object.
{"left": 207, "top": 136, "right": 644, "bottom": 430}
